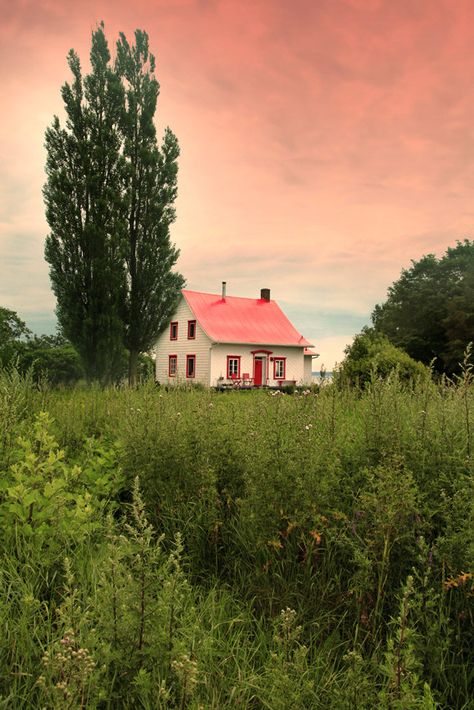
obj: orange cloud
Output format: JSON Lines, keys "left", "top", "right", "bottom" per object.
{"left": 2, "top": 0, "right": 474, "bottom": 365}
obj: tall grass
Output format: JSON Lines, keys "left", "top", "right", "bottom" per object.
{"left": 0, "top": 368, "right": 473, "bottom": 707}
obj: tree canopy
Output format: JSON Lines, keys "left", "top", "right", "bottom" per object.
{"left": 44, "top": 23, "right": 183, "bottom": 385}
{"left": 0, "top": 308, "right": 31, "bottom": 366}
{"left": 337, "top": 328, "right": 426, "bottom": 388}
{"left": 372, "top": 240, "right": 474, "bottom": 375}
{"left": 0, "top": 308, "right": 84, "bottom": 385}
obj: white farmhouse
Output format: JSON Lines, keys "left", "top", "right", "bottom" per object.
{"left": 155, "top": 284, "right": 317, "bottom": 387}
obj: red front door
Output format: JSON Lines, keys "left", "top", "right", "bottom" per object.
{"left": 254, "top": 358, "right": 263, "bottom": 386}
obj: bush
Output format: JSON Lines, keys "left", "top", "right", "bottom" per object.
{"left": 336, "top": 328, "right": 427, "bottom": 388}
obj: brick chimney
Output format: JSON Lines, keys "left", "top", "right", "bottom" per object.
{"left": 260, "top": 288, "right": 270, "bottom": 301}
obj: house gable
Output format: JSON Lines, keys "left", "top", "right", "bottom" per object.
{"left": 155, "top": 295, "right": 212, "bottom": 385}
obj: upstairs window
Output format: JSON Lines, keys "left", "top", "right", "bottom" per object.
{"left": 170, "top": 321, "right": 178, "bottom": 340}
{"left": 188, "top": 320, "right": 196, "bottom": 339}
{"left": 186, "top": 354, "right": 196, "bottom": 379}
{"left": 274, "top": 358, "right": 286, "bottom": 380}
{"left": 227, "top": 356, "right": 241, "bottom": 379}
{"left": 169, "top": 355, "right": 177, "bottom": 377}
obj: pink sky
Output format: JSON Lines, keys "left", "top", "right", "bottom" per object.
{"left": 2, "top": 0, "right": 474, "bottom": 367}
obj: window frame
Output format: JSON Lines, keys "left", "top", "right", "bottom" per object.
{"left": 273, "top": 357, "right": 286, "bottom": 380}
{"left": 187, "top": 320, "right": 196, "bottom": 340}
{"left": 170, "top": 321, "right": 178, "bottom": 341}
{"left": 168, "top": 354, "right": 177, "bottom": 377}
{"left": 186, "top": 354, "right": 196, "bottom": 379}
{"left": 227, "top": 355, "right": 241, "bottom": 379}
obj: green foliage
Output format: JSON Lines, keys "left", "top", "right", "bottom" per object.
{"left": 379, "top": 576, "right": 438, "bottom": 709}
{"left": 0, "top": 412, "right": 123, "bottom": 568}
{"left": 255, "top": 607, "right": 317, "bottom": 708}
{"left": 44, "top": 24, "right": 184, "bottom": 386}
{"left": 0, "top": 312, "right": 86, "bottom": 387}
{"left": 115, "top": 30, "right": 184, "bottom": 386}
{"left": 1, "top": 378, "right": 474, "bottom": 707}
{"left": 373, "top": 239, "right": 474, "bottom": 375}
{"left": 0, "top": 307, "right": 31, "bottom": 365}
{"left": 44, "top": 24, "right": 127, "bottom": 384}
{"left": 337, "top": 328, "right": 427, "bottom": 387}
{"left": 0, "top": 364, "right": 36, "bottom": 464}
{"left": 16, "top": 337, "right": 85, "bottom": 385}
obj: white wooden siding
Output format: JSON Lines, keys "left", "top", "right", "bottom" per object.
{"left": 210, "top": 344, "right": 307, "bottom": 387}
{"left": 304, "top": 356, "right": 313, "bottom": 385}
{"left": 155, "top": 297, "right": 212, "bottom": 385}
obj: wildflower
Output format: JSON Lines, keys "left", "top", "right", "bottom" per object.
{"left": 444, "top": 572, "right": 472, "bottom": 590}
{"left": 267, "top": 539, "right": 284, "bottom": 550}
{"left": 309, "top": 530, "right": 322, "bottom": 544}
{"left": 171, "top": 654, "right": 199, "bottom": 696}
{"left": 281, "top": 521, "right": 298, "bottom": 538}
{"left": 304, "top": 423, "right": 312, "bottom": 430}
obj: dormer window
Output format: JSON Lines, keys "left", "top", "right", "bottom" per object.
{"left": 170, "top": 321, "right": 178, "bottom": 340}
{"left": 188, "top": 320, "right": 196, "bottom": 339}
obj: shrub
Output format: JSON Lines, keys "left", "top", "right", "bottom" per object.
{"left": 336, "top": 328, "right": 427, "bottom": 388}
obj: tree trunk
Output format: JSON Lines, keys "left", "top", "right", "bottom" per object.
{"left": 128, "top": 348, "right": 139, "bottom": 387}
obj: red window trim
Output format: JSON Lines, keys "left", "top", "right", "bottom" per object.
{"left": 273, "top": 357, "right": 286, "bottom": 380}
{"left": 250, "top": 349, "right": 273, "bottom": 355}
{"left": 168, "top": 354, "right": 177, "bottom": 377}
{"left": 227, "top": 355, "right": 241, "bottom": 379}
{"left": 186, "top": 354, "right": 196, "bottom": 379}
{"left": 187, "top": 320, "right": 196, "bottom": 339}
{"left": 170, "top": 321, "right": 178, "bottom": 340}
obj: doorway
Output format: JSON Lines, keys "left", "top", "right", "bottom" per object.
{"left": 254, "top": 356, "right": 265, "bottom": 386}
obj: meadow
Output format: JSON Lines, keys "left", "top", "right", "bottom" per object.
{"left": 0, "top": 367, "right": 473, "bottom": 708}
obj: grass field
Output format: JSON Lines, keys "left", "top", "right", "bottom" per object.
{"left": 0, "top": 366, "right": 473, "bottom": 708}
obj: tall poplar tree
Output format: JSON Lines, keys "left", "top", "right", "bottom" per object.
{"left": 44, "top": 25, "right": 126, "bottom": 383}
{"left": 116, "top": 31, "right": 184, "bottom": 385}
{"left": 44, "top": 24, "right": 183, "bottom": 385}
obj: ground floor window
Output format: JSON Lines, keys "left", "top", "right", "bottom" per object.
{"left": 227, "top": 355, "right": 241, "bottom": 378}
{"left": 169, "top": 355, "right": 177, "bottom": 377}
{"left": 186, "top": 354, "right": 196, "bottom": 378}
{"left": 274, "top": 357, "right": 286, "bottom": 379}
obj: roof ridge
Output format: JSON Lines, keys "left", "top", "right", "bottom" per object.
{"left": 182, "top": 288, "right": 272, "bottom": 302}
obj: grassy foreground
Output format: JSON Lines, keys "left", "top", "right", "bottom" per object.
{"left": 0, "top": 368, "right": 473, "bottom": 708}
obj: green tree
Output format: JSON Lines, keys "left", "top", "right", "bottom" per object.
{"left": 44, "top": 25, "right": 127, "bottom": 384}
{"left": 0, "top": 308, "right": 31, "bottom": 365}
{"left": 17, "top": 335, "right": 85, "bottom": 386}
{"left": 372, "top": 240, "right": 474, "bottom": 375}
{"left": 337, "top": 328, "right": 426, "bottom": 388}
{"left": 44, "top": 24, "right": 184, "bottom": 387}
{"left": 116, "top": 31, "right": 184, "bottom": 386}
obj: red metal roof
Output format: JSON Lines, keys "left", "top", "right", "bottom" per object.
{"left": 304, "top": 348, "right": 319, "bottom": 356}
{"left": 182, "top": 289, "right": 313, "bottom": 347}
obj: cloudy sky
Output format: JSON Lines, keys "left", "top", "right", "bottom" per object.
{"left": 2, "top": 0, "right": 474, "bottom": 367}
